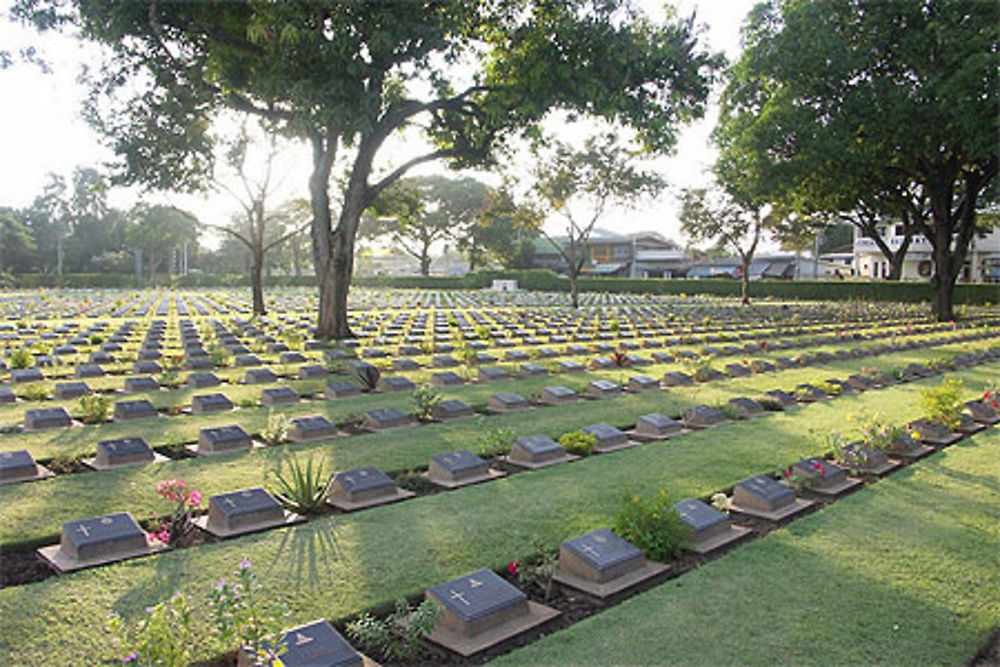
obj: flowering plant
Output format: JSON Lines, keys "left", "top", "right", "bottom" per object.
{"left": 981, "top": 382, "right": 999, "bottom": 410}
{"left": 107, "top": 591, "right": 197, "bottom": 667}
{"left": 784, "top": 460, "right": 826, "bottom": 491}
{"left": 920, "top": 378, "right": 964, "bottom": 430}
{"left": 148, "top": 479, "right": 202, "bottom": 546}
{"left": 209, "top": 558, "right": 288, "bottom": 666}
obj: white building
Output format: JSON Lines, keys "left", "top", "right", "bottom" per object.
{"left": 852, "top": 224, "right": 1000, "bottom": 283}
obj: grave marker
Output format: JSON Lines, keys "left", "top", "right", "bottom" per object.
{"left": 672, "top": 498, "right": 750, "bottom": 554}
{"left": 425, "top": 568, "right": 559, "bottom": 657}
{"left": 289, "top": 415, "right": 339, "bottom": 442}
{"left": 428, "top": 449, "right": 504, "bottom": 488}
{"left": 632, "top": 413, "right": 686, "bottom": 441}
{"left": 506, "top": 434, "right": 576, "bottom": 469}
{"left": 236, "top": 620, "right": 365, "bottom": 667}
{"left": 553, "top": 528, "right": 669, "bottom": 598}
{"left": 113, "top": 399, "right": 158, "bottom": 421}
{"left": 363, "top": 407, "right": 414, "bottom": 431}
{"left": 728, "top": 474, "right": 814, "bottom": 521}
{"left": 24, "top": 407, "right": 72, "bottom": 430}
{"left": 191, "top": 393, "right": 234, "bottom": 414}
{"left": 197, "top": 487, "right": 300, "bottom": 538}
{"left": 193, "top": 425, "right": 253, "bottom": 456}
{"left": 328, "top": 466, "right": 414, "bottom": 511}
{"left": 0, "top": 449, "right": 53, "bottom": 485}
{"left": 38, "top": 512, "right": 155, "bottom": 572}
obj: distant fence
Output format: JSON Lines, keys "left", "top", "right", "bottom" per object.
{"left": 7, "top": 270, "right": 998, "bottom": 304}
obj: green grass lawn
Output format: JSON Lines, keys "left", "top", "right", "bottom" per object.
{"left": 496, "top": 428, "right": 1000, "bottom": 666}
{"left": 0, "top": 362, "right": 995, "bottom": 664}
{"left": 0, "top": 345, "right": 994, "bottom": 549}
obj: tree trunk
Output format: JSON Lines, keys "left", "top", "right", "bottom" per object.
{"left": 420, "top": 249, "right": 431, "bottom": 276}
{"left": 250, "top": 252, "right": 266, "bottom": 316}
{"left": 886, "top": 251, "right": 906, "bottom": 281}
{"left": 569, "top": 268, "right": 580, "bottom": 308}
{"left": 309, "top": 134, "right": 338, "bottom": 340}
{"left": 931, "top": 272, "right": 955, "bottom": 322}
{"left": 740, "top": 255, "right": 751, "bottom": 305}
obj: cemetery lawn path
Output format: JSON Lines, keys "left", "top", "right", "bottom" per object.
{"left": 495, "top": 429, "right": 1000, "bottom": 666}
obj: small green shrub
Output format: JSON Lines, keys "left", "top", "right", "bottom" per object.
{"left": 79, "top": 394, "right": 110, "bottom": 424}
{"left": 88, "top": 334, "right": 104, "bottom": 345}
{"left": 710, "top": 492, "right": 729, "bottom": 512}
{"left": 108, "top": 591, "right": 198, "bottom": 667}
{"left": 411, "top": 384, "right": 441, "bottom": 421}
{"left": 557, "top": 430, "right": 597, "bottom": 456}
{"left": 260, "top": 411, "right": 289, "bottom": 446}
{"left": 346, "top": 599, "right": 440, "bottom": 662}
{"left": 921, "top": 378, "right": 964, "bottom": 430}
{"left": 18, "top": 383, "right": 49, "bottom": 402}
{"left": 478, "top": 427, "right": 513, "bottom": 458}
{"left": 613, "top": 488, "right": 691, "bottom": 561}
{"left": 209, "top": 558, "right": 288, "bottom": 666}
{"left": 9, "top": 348, "right": 34, "bottom": 369}
{"left": 511, "top": 542, "right": 559, "bottom": 601}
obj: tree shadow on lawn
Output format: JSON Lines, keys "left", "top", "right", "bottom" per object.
{"left": 266, "top": 520, "right": 342, "bottom": 592}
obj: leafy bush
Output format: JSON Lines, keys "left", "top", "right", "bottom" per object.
{"left": 921, "top": 378, "right": 964, "bottom": 430}
{"left": 79, "top": 394, "right": 110, "bottom": 424}
{"left": 18, "top": 383, "right": 49, "bottom": 401}
{"left": 267, "top": 455, "right": 332, "bottom": 515}
{"left": 710, "top": 492, "right": 729, "bottom": 512}
{"left": 557, "top": 429, "right": 597, "bottom": 455}
{"left": 108, "top": 591, "right": 197, "bottom": 667}
{"left": 478, "top": 426, "right": 513, "bottom": 458}
{"left": 346, "top": 599, "right": 440, "bottom": 662}
{"left": 148, "top": 479, "right": 203, "bottom": 546}
{"left": 260, "top": 411, "right": 289, "bottom": 445}
{"left": 411, "top": 384, "right": 441, "bottom": 421}
{"left": 9, "top": 348, "right": 34, "bottom": 369}
{"left": 510, "top": 542, "right": 559, "bottom": 601}
{"left": 88, "top": 334, "right": 104, "bottom": 345}
{"left": 209, "top": 345, "right": 233, "bottom": 368}
{"left": 613, "top": 488, "right": 691, "bottom": 561}
{"left": 783, "top": 460, "right": 826, "bottom": 491}
{"left": 209, "top": 558, "right": 288, "bottom": 666}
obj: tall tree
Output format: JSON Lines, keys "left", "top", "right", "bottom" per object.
{"left": 207, "top": 123, "right": 307, "bottom": 315}
{"left": 124, "top": 204, "right": 199, "bottom": 283}
{"left": 717, "top": 0, "right": 999, "bottom": 319}
{"left": 17, "top": 0, "right": 719, "bottom": 337}
{"left": 0, "top": 208, "right": 34, "bottom": 273}
{"left": 678, "top": 187, "right": 778, "bottom": 305}
{"left": 528, "top": 134, "right": 664, "bottom": 307}
{"left": 459, "top": 187, "right": 541, "bottom": 270}
{"left": 369, "top": 175, "right": 489, "bottom": 275}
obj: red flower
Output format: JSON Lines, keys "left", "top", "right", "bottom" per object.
{"left": 508, "top": 559, "right": 520, "bottom": 576}
{"left": 784, "top": 469, "right": 791, "bottom": 478}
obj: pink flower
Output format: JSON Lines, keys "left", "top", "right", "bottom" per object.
{"left": 239, "top": 557, "right": 251, "bottom": 570}
{"left": 123, "top": 653, "right": 137, "bottom": 663}
{"left": 188, "top": 490, "right": 202, "bottom": 507}
{"left": 784, "top": 469, "right": 791, "bottom": 478}
{"left": 508, "top": 559, "right": 519, "bottom": 576}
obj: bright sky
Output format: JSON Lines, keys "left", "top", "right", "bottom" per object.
{"left": 0, "top": 0, "right": 758, "bottom": 250}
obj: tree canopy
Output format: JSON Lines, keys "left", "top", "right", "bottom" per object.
{"left": 16, "top": 0, "right": 720, "bottom": 337}
{"left": 716, "top": 0, "right": 999, "bottom": 319}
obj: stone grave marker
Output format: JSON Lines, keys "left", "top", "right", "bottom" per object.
{"left": 727, "top": 397, "right": 765, "bottom": 418}
{"left": 506, "top": 434, "right": 576, "bottom": 469}
{"left": 795, "top": 384, "right": 827, "bottom": 402}
{"left": 488, "top": 392, "right": 530, "bottom": 413}
{"left": 556, "top": 360, "right": 585, "bottom": 373}
{"left": 434, "top": 399, "right": 475, "bottom": 421}
{"left": 553, "top": 528, "right": 669, "bottom": 598}
{"left": 906, "top": 418, "right": 962, "bottom": 446}
{"left": 763, "top": 390, "right": 797, "bottom": 408}
{"left": 0, "top": 387, "right": 14, "bottom": 404}
{"left": 236, "top": 620, "right": 365, "bottom": 667}
{"left": 53, "top": 381, "right": 92, "bottom": 400}
{"left": 133, "top": 360, "right": 162, "bottom": 374}
{"left": 965, "top": 400, "right": 1000, "bottom": 425}
{"left": 582, "top": 422, "right": 635, "bottom": 453}
{"left": 723, "top": 363, "right": 751, "bottom": 378}
{"left": 75, "top": 365, "right": 105, "bottom": 379}
{"left": 590, "top": 358, "right": 615, "bottom": 370}
{"left": 729, "top": 474, "right": 813, "bottom": 521}
{"left": 392, "top": 358, "right": 421, "bottom": 371}
{"left": 193, "top": 424, "right": 253, "bottom": 456}
{"left": 478, "top": 366, "right": 510, "bottom": 382}
{"left": 243, "top": 368, "right": 278, "bottom": 384}
{"left": 324, "top": 381, "right": 362, "bottom": 398}
{"left": 297, "top": 364, "right": 328, "bottom": 379}
{"left": 838, "top": 442, "right": 901, "bottom": 477}
{"left": 260, "top": 386, "right": 300, "bottom": 407}
{"left": 280, "top": 352, "right": 308, "bottom": 365}
{"left": 789, "top": 457, "right": 861, "bottom": 496}
{"left": 113, "top": 399, "right": 158, "bottom": 421}
{"left": 363, "top": 407, "right": 414, "bottom": 431}
{"left": 632, "top": 413, "right": 685, "bottom": 441}
{"left": 672, "top": 499, "right": 750, "bottom": 554}
{"left": 540, "top": 385, "right": 577, "bottom": 405}
{"left": 432, "top": 355, "right": 459, "bottom": 368}
{"left": 378, "top": 376, "right": 416, "bottom": 393}
{"left": 425, "top": 568, "right": 559, "bottom": 657}
{"left": 0, "top": 449, "right": 53, "bottom": 485}
{"left": 87, "top": 436, "right": 165, "bottom": 470}
{"left": 661, "top": 371, "right": 693, "bottom": 387}
{"left": 235, "top": 354, "right": 263, "bottom": 367}
{"left": 38, "top": 512, "right": 154, "bottom": 572}
{"left": 124, "top": 376, "right": 160, "bottom": 393}
{"left": 586, "top": 380, "right": 621, "bottom": 399}
{"left": 186, "top": 357, "right": 215, "bottom": 370}
{"left": 186, "top": 372, "right": 221, "bottom": 388}
{"left": 627, "top": 375, "right": 659, "bottom": 392}
{"left": 197, "top": 487, "right": 299, "bottom": 538}
{"left": 428, "top": 449, "right": 503, "bottom": 488}
{"left": 954, "top": 412, "right": 987, "bottom": 435}
{"left": 289, "top": 415, "right": 339, "bottom": 442}
{"left": 191, "top": 393, "right": 234, "bottom": 414}
{"left": 884, "top": 431, "right": 935, "bottom": 461}
{"left": 12, "top": 368, "right": 43, "bottom": 383}
{"left": 430, "top": 371, "right": 464, "bottom": 387}
{"left": 682, "top": 405, "right": 729, "bottom": 429}
{"left": 328, "top": 465, "right": 414, "bottom": 511}
{"left": 25, "top": 407, "right": 72, "bottom": 430}
{"left": 519, "top": 363, "right": 547, "bottom": 376}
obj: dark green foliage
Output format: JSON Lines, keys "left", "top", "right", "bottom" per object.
{"left": 613, "top": 488, "right": 691, "bottom": 561}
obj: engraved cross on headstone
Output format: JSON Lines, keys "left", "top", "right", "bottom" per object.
{"left": 580, "top": 544, "right": 601, "bottom": 558}
{"left": 77, "top": 524, "right": 90, "bottom": 537}
{"left": 450, "top": 589, "right": 470, "bottom": 606}
{"left": 293, "top": 632, "right": 314, "bottom": 646}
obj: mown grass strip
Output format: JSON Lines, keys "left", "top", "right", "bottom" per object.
{"left": 0, "top": 348, "right": 995, "bottom": 549}
{"left": 0, "top": 363, "right": 995, "bottom": 664}
{"left": 495, "top": 429, "right": 1000, "bottom": 666}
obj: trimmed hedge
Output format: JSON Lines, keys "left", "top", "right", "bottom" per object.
{"left": 8, "top": 270, "right": 998, "bottom": 305}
